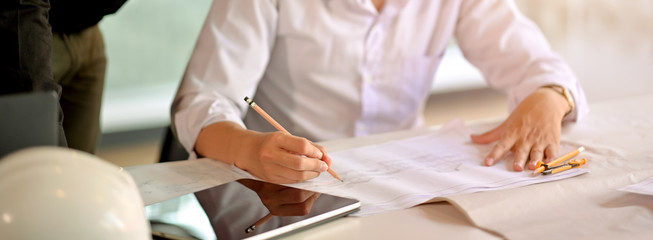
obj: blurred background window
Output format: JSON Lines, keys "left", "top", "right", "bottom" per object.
{"left": 99, "top": 0, "right": 212, "bottom": 133}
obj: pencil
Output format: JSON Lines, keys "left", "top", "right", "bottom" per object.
{"left": 244, "top": 96, "right": 343, "bottom": 182}
{"left": 533, "top": 146, "right": 585, "bottom": 175}
{"left": 245, "top": 213, "right": 274, "bottom": 233}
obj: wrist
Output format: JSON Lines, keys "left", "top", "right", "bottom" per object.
{"left": 196, "top": 122, "right": 258, "bottom": 168}
{"left": 540, "top": 85, "right": 574, "bottom": 118}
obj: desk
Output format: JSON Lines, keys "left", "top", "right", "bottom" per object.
{"left": 140, "top": 93, "right": 653, "bottom": 239}
{"left": 281, "top": 93, "right": 653, "bottom": 239}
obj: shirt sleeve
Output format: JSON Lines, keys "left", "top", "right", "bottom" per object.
{"left": 171, "top": 0, "right": 278, "bottom": 154}
{"left": 454, "top": 0, "right": 588, "bottom": 122}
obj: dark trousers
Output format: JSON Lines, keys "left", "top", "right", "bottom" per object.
{"left": 53, "top": 25, "right": 106, "bottom": 153}
{"left": 0, "top": 0, "right": 67, "bottom": 146}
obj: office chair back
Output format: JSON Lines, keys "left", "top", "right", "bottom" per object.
{"left": 158, "top": 126, "right": 189, "bottom": 162}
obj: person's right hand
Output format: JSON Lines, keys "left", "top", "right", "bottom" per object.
{"left": 195, "top": 122, "right": 332, "bottom": 184}
{"left": 237, "top": 131, "right": 332, "bottom": 183}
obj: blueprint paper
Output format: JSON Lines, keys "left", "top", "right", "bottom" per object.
{"left": 286, "top": 119, "right": 588, "bottom": 216}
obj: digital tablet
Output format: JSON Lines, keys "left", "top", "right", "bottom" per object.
{"left": 150, "top": 179, "right": 360, "bottom": 240}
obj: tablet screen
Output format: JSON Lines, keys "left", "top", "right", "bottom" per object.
{"left": 152, "top": 179, "right": 360, "bottom": 240}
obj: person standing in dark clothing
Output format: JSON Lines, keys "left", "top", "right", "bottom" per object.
{"left": 0, "top": 0, "right": 67, "bottom": 146}
{"left": 0, "top": 0, "right": 56, "bottom": 94}
{"left": 49, "top": 0, "right": 127, "bottom": 153}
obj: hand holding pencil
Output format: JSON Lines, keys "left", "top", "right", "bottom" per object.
{"left": 245, "top": 96, "right": 343, "bottom": 182}
{"left": 193, "top": 97, "right": 338, "bottom": 184}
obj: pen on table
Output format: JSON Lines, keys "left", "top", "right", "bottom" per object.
{"left": 244, "top": 96, "right": 343, "bottom": 182}
{"left": 533, "top": 146, "right": 585, "bottom": 175}
{"left": 542, "top": 158, "right": 587, "bottom": 175}
{"left": 245, "top": 213, "right": 274, "bottom": 233}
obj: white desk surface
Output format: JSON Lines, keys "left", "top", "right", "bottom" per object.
{"left": 279, "top": 93, "right": 653, "bottom": 240}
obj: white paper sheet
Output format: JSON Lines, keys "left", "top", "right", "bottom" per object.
{"left": 127, "top": 158, "right": 251, "bottom": 205}
{"left": 619, "top": 176, "right": 653, "bottom": 196}
{"left": 286, "top": 119, "right": 589, "bottom": 216}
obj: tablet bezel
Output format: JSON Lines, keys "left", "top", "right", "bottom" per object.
{"left": 245, "top": 196, "right": 360, "bottom": 240}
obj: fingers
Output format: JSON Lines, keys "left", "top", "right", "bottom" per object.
{"left": 512, "top": 143, "right": 530, "bottom": 172}
{"left": 484, "top": 137, "right": 514, "bottom": 167}
{"left": 472, "top": 125, "right": 510, "bottom": 167}
{"left": 312, "top": 143, "right": 333, "bottom": 166}
{"left": 259, "top": 152, "right": 326, "bottom": 183}
{"left": 543, "top": 144, "right": 559, "bottom": 164}
{"left": 256, "top": 132, "right": 331, "bottom": 183}
{"left": 472, "top": 124, "right": 521, "bottom": 168}
{"left": 274, "top": 134, "right": 329, "bottom": 172}
{"left": 282, "top": 134, "right": 324, "bottom": 159}
{"left": 526, "top": 145, "right": 545, "bottom": 170}
{"left": 486, "top": 139, "right": 563, "bottom": 172}
{"left": 470, "top": 124, "right": 505, "bottom": 144}
{"left": 483, "top": 126, "right": 561, "bottom": 171}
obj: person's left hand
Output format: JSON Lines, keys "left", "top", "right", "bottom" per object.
{"left": 470, "top": 87, "right": 571, "bottom": 171}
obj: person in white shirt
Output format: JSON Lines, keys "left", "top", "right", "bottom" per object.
{"left": 172, "top": 0, "right": 588, "bottom": 184}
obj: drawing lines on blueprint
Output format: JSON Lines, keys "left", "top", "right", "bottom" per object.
{"left": 292, "top": 133, "right": 487, "bottom": 195}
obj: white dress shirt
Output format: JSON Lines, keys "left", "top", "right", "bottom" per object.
{"left": 172, "top": 0, "right": 588, "bottom": 154}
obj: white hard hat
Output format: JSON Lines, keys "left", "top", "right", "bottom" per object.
{"left": 0, "top": 147, "right": 150, "bottom": 240}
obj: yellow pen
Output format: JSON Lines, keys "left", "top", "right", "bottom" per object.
{"left": 541, "top": 158, "right": 587, "bottom": 175}
{"left": 533, "top": 146, "right": 585, "bottom": 175}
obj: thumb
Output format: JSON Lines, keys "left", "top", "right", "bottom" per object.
{"left": 471, "top": 124, "right": 505, "bottom": 144}
{"left": 312, "top": 143, "right": 331, "bottom": 165}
